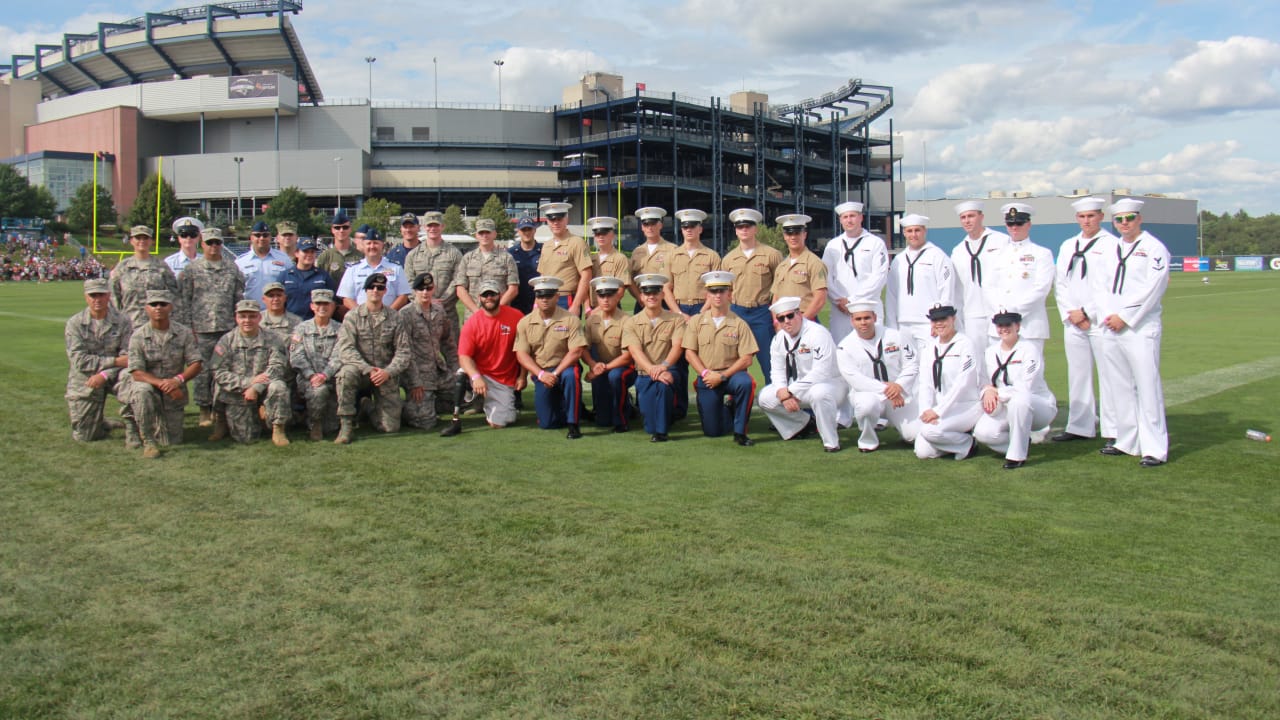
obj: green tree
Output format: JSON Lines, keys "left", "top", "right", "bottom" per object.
{"left": 443, "top": 204, "right": 467, "bottom": 234}
{"left": 478, "top": 193, "right": 514, "bottom": 240}
{"left": 355, "top": 197, "right": 403, "bottom": 239}
{"left": 27, "top": 185, "right": 57, "bottom": 219}
{"left": 125, "top": 176, "right": 185, "bottom": 241}
{"left": 66, "top": 181, "right": 117, "bottom": 233}
{"left": 0, "top": 164, "right": 57, "bottom": 218}
{"left": 260, "top": 186, "right": 318, "bottom": 236}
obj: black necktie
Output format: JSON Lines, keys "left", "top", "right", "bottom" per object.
{"left": 1068, "top": 236, "right": 1099, "bottom": 279}
{"left": 965, "top": 233, "right": 987, "bottom": 286}
{"left": 865, "top": 339, "right": 888, "bottom": 382}
{"left": 784, "top": 334, "right": 800, "bottom": 383}
{"left": 905, "top": 247, "right": 927, "bottom": 295}
{"left": 1112, "top": 240, "right": 1141, "bottom": 294}
{"left": 843, "top": 237, "right": 864, "bottom": 277}
{"left": 932, "top": 342, "right": 954, "bottom": 392}
{"left": 991, "top": 350, "right": 1016, "bottom": 387}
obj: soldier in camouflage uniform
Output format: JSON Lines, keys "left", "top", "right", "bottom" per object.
{"left": 403, "top": 210, "right": 463, "bottom": 345}
{"left": 208, "top": 300, "right": 292, "bottom": 446}
{"left": 111, "top": 225, "right": 181, "bottom": 327}
{"left": 65, "top": 278, "right": 133, "bottom": 442}
{"left": 177, "top": 227, "right": 245, "bottom": 427}
{"left": 289, "top": 288, "right": 343, "bottom": 440}
{"left": 260, "top": 281, "right": 302, "bottom": 334}
{"left": 399, "top": 272, "right": 457, "bottom": 430}
{"left": 122, "top": 290, "right": 202, "bottom": 458}
{"left": 334, "top": 273, "right": 412, "bottom": 443}
{"left": 456, "top": 218, "right": 519, "bottom": 318}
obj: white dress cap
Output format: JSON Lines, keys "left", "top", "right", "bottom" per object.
{"left": 899, "top": 213, "right": 930, "bottom": 228}
{"left": 529, "top": 275, "right": 565, "bottom": 292}
{"left": 728, "top": 208, "right": 763, "bottom": 224}
{"left": 634, "top": 273, "right": 669, "bottom": 288}
{"left": 769, "top": 296, "right": 802, "bottom": 315}
{"left": 776, "top": 213, "right": 812, "bottom": 228}
{"left": 847, "top": 301, "right": 878, "bottom": 314}
{"left": 588, "top": 216, "right": 618, "bottom": 231}
{"left": 590, "top": 276, "right": 625, "bottom": 292}
{"left": 834, "top": 201, "right": 864, "bottom": 215}
{"left": 700, "top": 270, "right": 735, "bottom": 288}
{"left": 674, "top": 209, "right": 708, "bottom": 223}
{"left": 953, "top": 200, "right": 984, "bottom": 215}
{"left": 1000, "top": 202, "right": 1034, "bottom": 217}
{"left": 539, "top": 201, "right": 573, "bottom": 216}
{"left": 635, "top": 207, "right": 668, "bottom": 221}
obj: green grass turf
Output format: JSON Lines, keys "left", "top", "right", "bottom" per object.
{"left": 1, "top": 272, "right": 1278, "bottom": 719}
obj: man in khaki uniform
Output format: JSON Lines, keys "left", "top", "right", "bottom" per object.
{"left": 456, "top": 218, "right": 519, "bottom": 315}
{"left": 64, "top": 278, "right": 132, "bottom": 442}
{"left": 334, "top": 273, "right": 412, "bottom": 443}
{"left": 111, "top": 225, "right": 180, "bottom": 327}
{"left": 668, "top": 209, "right": 721, "bottom": 318}
{"left": 515, "top": 275, "right": 588, "bottom": 438}
{"left": 628, "top": 207, "right": 679, "bottom": 310}
{"left": 209, "top": 300, "right": 292, "bottom": 446}
{"left": 622, "top": 273, "right": 688, "bottom": 441}
{"left": 178, "top": 227, "right": 245, "bottom": 427}
{"left": 588, "top": 217, "right": 631, "bottom": 297}
{"left": 122, "top": 290, "right": 202, "bottom": 458}
{"left": 534, "top": 202, "right": 592, "bottom": 314}
{"left": 721, "top": 208, "right": 780, "bottom": 378}
{"left": 289, "top": 289, "right": 343, "bottom": 440}
{"left": 770, "top": 213, "right": 828, "bottom": 321}
{"left": 683, "top": 270, "right": 758, "bottom": 446}
{"left": 403, "top": 210, "right": 464, "bottom": 336}
{"left": 583, "top": 276, "right": 634, "bottom": 432}
{"left": 400, "top": 272, "right": 457, "bottom": 431}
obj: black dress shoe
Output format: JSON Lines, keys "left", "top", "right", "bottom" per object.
{"left": 1002, "top": 459, "right": 1026, "bottom": 469}
{"left": 566, "top": 424, "right": 582, "bottom": 439}
{"left": 1139, "top": 456, "right": 1165, "bottom": 467}
{"left": 734, "top": 433, "right": 754, "bottom": 447}
{"left": 824, "top": 445, "right": 841, "bottom": 453}
{"left": 963, "top": 438, "right": 980, "bottom": 460}
{"left": 797, "top": 417, "right": 818, "bottom": 439}
{"left": 612, "top": 425, "right": 629, "bottom": 433}
{"left": 1051, "top": 432, "right": 1089, "bottom": 442}
{"left": 439, "top": 419, "right": 462, "bottom": 437}
{"left": 1103, "top": 438, "right": 1116, "bottom": 447}
{"left": 1099, "top": 445, "right": 1125, "bottom": 456}
{"left": 650, "top": 433, "right": 669, "bottom": 443}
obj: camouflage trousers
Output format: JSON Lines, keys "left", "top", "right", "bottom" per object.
{"left": 66, "top": 378, "right": 126, "bottom": 442}
{"left": 122, "top": 381, "right": 187, "bottom": 446}
{"left": 192, "top": 331, "right": 227, "bottom": 409}
{"left": 221, "top": 380, "right": 291, "bottom": 443}
{"left": 400, "top": 378, "right": 438, "bottom": 430}
{"left": 336, "top": 367, "right": 402, "bottom": 433}
{"left": 296, "top": 376, "right": 339, "bottom": 434}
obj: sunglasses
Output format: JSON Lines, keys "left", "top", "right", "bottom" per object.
{"left": 415, "top": 285, "right": 435, "bottom": 292}
{"left": 366, "top": 285, "right": 387, "bottom": 292}
{"left": 707, "top": 287, "right": 730, "bottom": 294}
{"left": 204, "top": 239, "right": 223, "bottom": 245}
{"left": 332, "top": 224, "right": 351, "bottom": 230}
{"left": 177, "top": 229, "right": 201, "bottom": 238}
{"left": 592, "top": 229, "right": 612, "bottom": 236}
{"left": 252, "top": 232, "right": 271, "bottom": 237}
{"left": 546, "top": 214, "right": 567, "bottom": 221}
{"left": 595, "top": 289, "right": 619, "bottom": 297}
{"left": 1004, "top": 221, "right": 1027, "bottom": 227}
{"left": 147, "top": 302, "right": 171, "bottom": 307}
{"left": 534, "top": 291, "right": 559, "bottom": 299}
{"left": 641, "top": 219, "right": 662, "bottom": 226}
{"left": 734, "top": 222, "right": 756, "bottom": 229}
{"left": 640, "top": 287, "right": 663, "bottom": 295}
{"left": 782, "top": 228, "right": 804, "bottom": 235}
{"left": 479, "top": 291, "right": 500, "bottom": 298}
{"left": 1114, "top": 213, "right": 1139, "bottom": 223}
{"left": 680, "top": 222, "right": 701, "bottom": 229}
{"left": 775, "top": 311, "right": 798, "bottom": 322}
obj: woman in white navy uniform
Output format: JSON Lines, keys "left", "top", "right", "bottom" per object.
{"left": 973, "top": 311, "right": 1057, "bottom": 469}
{"left": 834, "top": 302, "right": 920, "bottom": 452}
{"left": 1093, "top": 198, "right": 1170, "bottom": 467}
{"left": 914, "top": 304, "right": 983, "bottom": 460}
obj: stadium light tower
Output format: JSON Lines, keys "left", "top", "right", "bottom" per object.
{"left": 233, "top": 156, "right": 244, "bottom": 222}
{"left": 494, "top": 59, "right": 505, "bottom": 107}
{"left": 364, "top": 56, "right": 376, "bottom": 102}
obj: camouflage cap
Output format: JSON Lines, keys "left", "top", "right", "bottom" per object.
{"left": 276, "top": 221, "right": 298, "bottom": 235}
{"left": 474, "top": 218, "right": 496, "bottom": 233}
{"left": 421, "top": 211, "right": 445, "bottom": 226}
{"left": 130, "top": 225, "right": 154, "bottom": 238}
{"left": 83, "top": 278, "right": 110, "bottom": 294}
{"left": 235, "top": 299, "right": 262, "bottom": 314}
{"left": 145, "top": 289, "right": 174, "bottom": 305}
{"left": 310, "top": 288, "right": 335, "bottom": 304}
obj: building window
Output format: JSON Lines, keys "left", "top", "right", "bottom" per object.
{"left": 375, "top": 127, "right": 395, "bottom": 141}
{"left": 412, "top": 126, "right": 431, "bottom": 141}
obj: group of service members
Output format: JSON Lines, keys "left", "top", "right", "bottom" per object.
{"left": 66, "top": 196, "right": 1169, "bottom": 467}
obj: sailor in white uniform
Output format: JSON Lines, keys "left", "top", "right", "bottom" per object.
{"left": 822, "top": 201, "right": 889, "bottom": 343}
{"left": 981, "top": 203, "right": 1055, "bottom": 354}
{"left": 834, "top": 301, "right": 919, "bottom": 452}
{"left": 1093, "top": 198, "right": 1170, "bottom": 467}
{"left": 949, "top": 200, "right": 1008, "bottom": 376}
{"left": 914, "top": 304, "right": 983, "bottom": 460}
{"left": 758, "top": 296, "right": 848, "bottom": 453}
{"left": 885, "top": 214, "right": 957, "bottom": 353}
{"left": 973, "top": 311, "right": 1058, "bottom": 469}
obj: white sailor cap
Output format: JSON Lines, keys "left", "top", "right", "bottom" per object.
{"left": 590, "top": 276, "right": 625, "bottom": 292}
{"left": 953, "top": 200, "right": 984, "bottom": 215}
{"left": 776, "top": 213, "right": 812, "bottom": 229}
{"left": 587, "top": 216, "right": 618, "bottom": 232}
{"left": 899, "top": 213, "right": 930, "bottom": 228}
{"left": 1110, "top": 198, "right": 1144, "bottom": 214}
{"left": 1070, "top": 197, "right": 1107, "bottom": 213}
{"left": 729, "top": 208, "right": 763, "bottom": 225}
{"left": 635, "top": 207, "right": 668, "bottom": 221}
{"left": 700, "top": 270, "right": 735, "bottom": 288}
{"left": 847, "top": 301, "right": 878, "bottom": 314}
{"left": 529, "top": 275, "right": 565, "bottom": 292}
{"left": 540, "top": 202, "right": 573, "bottom": 217}
{"left": 834, "top": 201, "right": 864, "bottom": 215}
{"left": 634, "top": 273, "right": 669, "bottom": 289}
{"left": 769, "top": 296, "right": 802, "bottom": 316}
{"left": 674, "top": 209, "right": 708, "bottom": 224}
{"left": 172, "top": 216, "right": 205, "bottom": 234}
{"left": 1001, "top": 203, "right": 1034, "bottom": 222}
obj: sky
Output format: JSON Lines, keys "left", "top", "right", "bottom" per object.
{"left": 4, "top": 0, "right": 1280, "bottom": 214}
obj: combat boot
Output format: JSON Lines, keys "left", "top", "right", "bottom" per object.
{"left": 141, "top": 443, "right": 161, "bottom": 459}
{"left": 272, "top": 424, "right": 290, "bottom": 447}
{"left": 308, "top": 423, "right": 324, "bottom": 441}
{"left": 198, "top": 407, "right": 214, "bottom": 427}
{"left": 334, "top": 417, "right": 354, "bottom": 444}
{"left": 123, "top": 417, "right": 142, "bottom": 449}
{"left": 209, "top": 411, "right": 229, "bottom": 442}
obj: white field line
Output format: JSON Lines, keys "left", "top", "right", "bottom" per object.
{"left": 0, "top": 310, "right": 73, "bottom": 323}
{"left": 1163, "top": 355, "right": 1280, "bottom": 407}
{"left": 1166, "top": 287, "right": 1280, "bottom": 301}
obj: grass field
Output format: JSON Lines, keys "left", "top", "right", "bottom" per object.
{"left": 1, "top": 272, "right": 1278, "bottom": 719}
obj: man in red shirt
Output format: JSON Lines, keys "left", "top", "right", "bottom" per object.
{"left": 441, "top": 279, "right": 524, "bottom": 435}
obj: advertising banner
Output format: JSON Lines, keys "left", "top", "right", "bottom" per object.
{"left": 1214, "top": 259, "right": 1231, "bottom": 271}
{"left": 1180, "top": 257, "right": 1203, "bottom": 272}
{"left": 228, "top": 75, "right": 279, "bottom": 99}
{"left": 1235, "top": 256, "right": 1264, "bottom": 271}
{"left": 1271, "top": 257, "right": 1280, "bottom": 271}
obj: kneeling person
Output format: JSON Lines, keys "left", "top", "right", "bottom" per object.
{"left": 209, "top": 300, "right": 292, "bottom": 446}
{"left": 914, "top": 304, "right": 983, "bottom": 460}
{"left": 622, "top": 273, "right": 687, "bottom": 442}
{"left": 334, "top": 273, "right": 412, "bottom": 443}
{"left": 758, "top": 296, "right": 847, "bottom": 452}
{"left": 583, "top": 276, "right": 635, "bottom": 432}
{"left": 973, "top": 311, "right": 1057, "bottom": 469}
{"left": 123, "top": 290, "right": 202, "bottom": 458}
{"left": 400, "top": 272, "right": 456, "bottom": 431}
{"left": 835, "top": 303, "right": 920, "bottom": 452}
{"left": 440, "top": 280, "right": 524, "bottom": 435}
{"left": 515, "top": 276, "right": 588, "bottom": 438}
{"left": 65, "top": 278, "right": 132, "bottom": 442}
{"left": 289, "top": 289, "right": 343, "bottom": 440}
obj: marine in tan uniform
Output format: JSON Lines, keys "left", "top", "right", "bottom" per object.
{"left": 587, "top": 216, "right": 631, "bottom": 310}
{"left": 770, "top": 213, "right": 828, "bottom": 320}
{"left": 622, "top": 273, "right": 688, "bottom": 441}
{"left": 583, "top": 276, "right": 634, "bottom": 432}
{"left": 720, "top": 208, "right": 780, "bottom": 378}
{"left": 534, "top": 202, "right": 592, "bottom": 314}
{"left": 514, "top": 276, "right": 588, "bottom": 437}
{"left": 64, "top": 278, "right": 132, "bottom": 442}
{"left": 628, "top": 206, "right": 679, "bottom": 310}
{"left": 683, "top": 270, "right": 758, "bottom": 445}
{"left": 668, "top": 208, "right": 721, "bottom": 317}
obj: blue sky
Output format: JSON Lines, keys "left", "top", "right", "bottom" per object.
{"left": 5, "top": 0, "right": 1279, "bottom": 214}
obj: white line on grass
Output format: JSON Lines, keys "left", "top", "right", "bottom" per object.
{"left": 1164, "top": 355, "right": 1280, "bottom": 407}
{"left": 0, "top": 310, "right": 72, "bottom": 323}
{"left": 1166, "top": 287, "right": 1280, "bottom": 301}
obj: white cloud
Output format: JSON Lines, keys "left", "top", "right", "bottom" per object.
{"left": 1139, "top": 36, "right": 1280, "bottom": 116}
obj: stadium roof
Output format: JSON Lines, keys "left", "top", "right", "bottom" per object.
{"left": 0, "top": 0, "right": 322, "bottom": 104}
